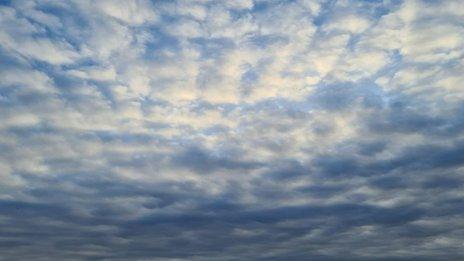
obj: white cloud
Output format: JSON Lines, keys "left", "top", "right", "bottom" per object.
{"left": 0, "top": 68, "right": 54, "bottom": 92}
{"left": 225, "top": 0, "right": 254, "bottom": 10}
{"left": 95, "top": 0, "right": 158, "bottom": 25}
{"left": 67, "top": 66, "right": 117, "bottom": 82}
{"left": 0, "top": 6, "right": 78, "bottom": 65}
{"left": 324, "top": 14, "right": 371, "bottom": 34}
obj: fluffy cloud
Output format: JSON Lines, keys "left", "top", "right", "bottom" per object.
{"left": 0, "top": 0, "right": 463, "bottom": 260}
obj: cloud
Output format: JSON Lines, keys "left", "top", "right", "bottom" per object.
{"left": 323, "top": 14, "right": 371, "bottom": 34}
{"left": 0, "top": 0, "right": 464, "bottom": 260}
{"left": 95, "top": 0, "right": 158, "bottom": 25}
{"left": 0, "top": 6, "right": 78, "bottom": 65}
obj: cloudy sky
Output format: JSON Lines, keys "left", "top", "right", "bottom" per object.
{"left": 0, "top": 0, "right": 464, "bottom": 260}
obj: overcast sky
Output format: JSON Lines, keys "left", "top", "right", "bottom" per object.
{"left": 1, "top": 0, "right": 464, "bottom": 260}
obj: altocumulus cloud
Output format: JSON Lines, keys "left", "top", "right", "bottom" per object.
{"left": 0, "top": 0, "right": 464, "bottom": 260}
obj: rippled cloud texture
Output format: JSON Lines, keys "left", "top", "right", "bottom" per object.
{"left": 1, "top": 0, "right": 464, "bottom": 260}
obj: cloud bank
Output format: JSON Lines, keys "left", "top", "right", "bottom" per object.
{"left": 0, "top": 0, "right": 464, "bottom": 260}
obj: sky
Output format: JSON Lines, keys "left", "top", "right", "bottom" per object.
{"left": 0, "top": 0, "right": 464, "bottom": 260}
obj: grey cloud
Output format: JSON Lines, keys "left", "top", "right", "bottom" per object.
{"left": 172, "top": 146, "right": 263, "bottom": 174}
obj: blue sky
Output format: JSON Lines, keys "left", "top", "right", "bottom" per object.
{"left": 1, "top": 0, "right": 464, "bottom": 260}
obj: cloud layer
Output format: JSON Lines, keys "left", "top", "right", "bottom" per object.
{"left": 1, "top": 0, "right": 464, "bottom": 260}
